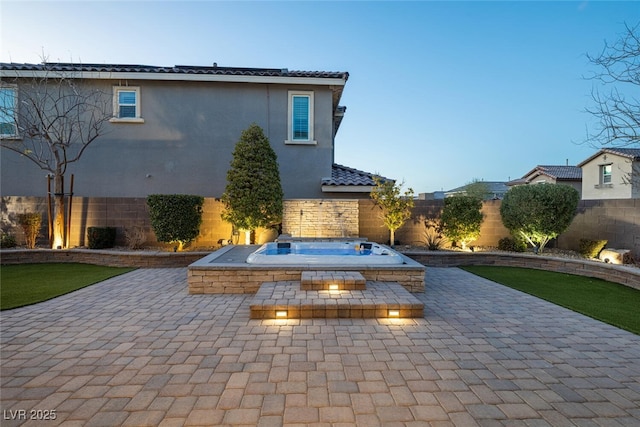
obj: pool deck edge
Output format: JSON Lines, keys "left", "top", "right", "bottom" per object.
{"left": 187, "top": 245, "right": 426, "bottom": 294}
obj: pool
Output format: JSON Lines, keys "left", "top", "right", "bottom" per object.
{"left": 246, "top": 241, "right": 405, "bottom": 265}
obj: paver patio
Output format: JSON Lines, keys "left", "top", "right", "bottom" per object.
{"left": 1, "top": 267, "right": 639, "bottom": 426}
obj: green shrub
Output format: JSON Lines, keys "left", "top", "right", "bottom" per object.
{"left": 441, "top": 195, "right": 484, "bottom": 249}
{"left": 221, "top": 124, "right": 283, "bottom": 245}
{"left": 87, "top": 227, "right": 116, "bottom": 249}
{"left": 498, "top": 236, "right": 526, "bottom": 252}
{"left": 17, "top": 212, "right": 42, "bottom": 249}
{"left": 1, "top": 232, "right": 17, "bottom": 248}
{"left": 147, "top": 194, "right": 204, "bottom": 251}
{"left": 500, "top": 184, "right": 580, "bottom": 253}
{"left": 579, "top": 239, "right": 608, "bottom": 258}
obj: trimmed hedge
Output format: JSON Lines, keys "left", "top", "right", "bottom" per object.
{"left": 147, "top": 194, "right": 204, "bottom": 251}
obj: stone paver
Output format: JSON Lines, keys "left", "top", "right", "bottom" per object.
{"left": 1, "top": 267, "right": 639, "bottom": 426}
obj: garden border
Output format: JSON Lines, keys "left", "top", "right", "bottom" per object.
{"left": 405, "top": 251, "right": 639, "bottom": 290}
{"left": 1, "top": 248, "right": 638, "bottom": 289}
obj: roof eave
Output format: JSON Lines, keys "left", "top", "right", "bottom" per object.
{"left": 577, "top": 148, "right": 640, "bottom": 167}
{"left": 0, "top": 69, "right": 348, "bottom": 86}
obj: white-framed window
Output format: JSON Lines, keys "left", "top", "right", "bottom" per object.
{"left": 0, "top": 85, "right": 18, "bottom": 138}
{"left": 600, "top": 164, "right": 612, "bottom": 185}
{"left": 286, "top": 90, "right": 315, "bottom": 145}
{"left": 110, "top": 86, "right": 144, "bottom": 123}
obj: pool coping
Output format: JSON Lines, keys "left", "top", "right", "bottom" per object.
{"left": 187, "top": 245, "right": 426, "bottom": 294}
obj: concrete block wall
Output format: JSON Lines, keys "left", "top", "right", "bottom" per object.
{"left": 359, "top": 199, "right": 511, "bottom": 248}
{"left": 558, "top": 199, "right": 640, "bottom": 256}
{"left": 1, "top": 196, "right": 232, "bottom": 249}
{"left": 2, "top": 196, "right": 638, "bottom": 258}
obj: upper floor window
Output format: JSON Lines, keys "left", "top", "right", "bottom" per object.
{"left": 0, "top": 85, "right": 18, "bottom": 137}
{"left": 601, "top": 164, "right": 612, "bottom": 185}
{"left": 111, "top": 86, "right": 144, "bottom": 123}
{"left": 286, "top": 91, "right": 315, "bottom": 145}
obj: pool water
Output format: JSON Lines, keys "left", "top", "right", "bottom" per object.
{"left": 246, "top": 241, "right": 405, "bottom": 265}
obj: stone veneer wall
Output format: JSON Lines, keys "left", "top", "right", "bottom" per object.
{"left": 407, "top": 251, "right": 639, "bottom": 289}
{"left": 282, "top": 199, "right": 359, "bottom": 238}
{"left": 0, "top": 249, "right": 207, "bottom": 268}
{"left": 188, "top": 266, "right": 426, "bottom": 294}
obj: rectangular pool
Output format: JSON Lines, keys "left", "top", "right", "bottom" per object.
{"left": 246, "top": 241, "right": 405, "bottom": 265}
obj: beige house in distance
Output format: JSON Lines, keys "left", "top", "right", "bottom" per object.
{"left": 578, "top": 148, "right": 640, "bottom": 200}
{"left": 507, "top": 165, "right": 582, "bottom": 198}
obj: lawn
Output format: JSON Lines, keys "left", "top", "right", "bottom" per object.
{"left": 1, "top": 263, "right": 135, "bottom": 310}
{"left": 461, "top": 266, "right": 640, "bottom": 335}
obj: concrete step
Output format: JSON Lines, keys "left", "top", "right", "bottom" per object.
{"left": 300, "top": 270, "right": 366, "bottom": 290}
{"left": 250, "top": 280, "right": 424, "bottom": 319}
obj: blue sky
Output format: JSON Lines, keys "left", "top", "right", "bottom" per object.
{"left": 1, "top": 1, "right": 638, "bottom": 193}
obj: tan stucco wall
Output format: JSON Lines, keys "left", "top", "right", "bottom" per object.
{"left": 581, "top": 153, "right": 635, "bottom": 200}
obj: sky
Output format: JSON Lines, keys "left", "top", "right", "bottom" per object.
{"left": 1, "top": 0, "right": 638, "bottom": 193}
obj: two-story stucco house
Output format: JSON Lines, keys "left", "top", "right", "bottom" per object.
{"left": 578, "top": 148, "right": 640, "bottom": 200}
{"left": 0, "top": 62, "right": 379, "bottom": 200}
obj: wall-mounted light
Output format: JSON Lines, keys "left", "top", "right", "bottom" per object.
{"left": 329, "top": 284, "right": 339, "bottom": 290}
{"left": 388, "top": 310, "right": 400, "bottom": 318}
{"left": 275, "top": 310, "right": 288, "bottom": 318}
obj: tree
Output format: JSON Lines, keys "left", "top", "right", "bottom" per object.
{"left": 584, "top": 22, "right": 640, "bottom": 148}
{"left": 0, "top": 62, "right": 111, "bottom": 248}
{"left": 221, "top": 124, "right": 283, "bottom": 245}
{"left": 147, "top": 195, "right": 204, "bottom": 251}
{"left": 440, "top": 195, "right": 483, "bottom": 250}
{"left": 370, "top": 176, "right": 414, "bottom": 247}
{"left": 500, "top": 184, "right": 580, "bottom": 253}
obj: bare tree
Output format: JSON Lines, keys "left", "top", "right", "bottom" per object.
{"left": 1, "top": 63, "right": 111, "bottom": 248}
{"left": 584, "top": 22, "right": 640, "bottom": 148}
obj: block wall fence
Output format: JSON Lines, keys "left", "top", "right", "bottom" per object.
{"left": 1, "top": 196, "right": 639, "bottom": 257}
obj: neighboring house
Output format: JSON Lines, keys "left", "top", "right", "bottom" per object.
{"left": 506, "top": 165, "right": 583, "bottom": 197}
{"left": 0, "top": 62, "right": 380, "bottom": 199}
{"left": 444, "top": 181, "right": 509, "bottom": 200}
{"left": 578, "top": 148, "right": 640, "bottom": 200}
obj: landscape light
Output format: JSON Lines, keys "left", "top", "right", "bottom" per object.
{"left": 275, "top": 310, "right": 288, "bottom": 318}
{"left": 388, "top": 310, "right": 400, "bottom": 318}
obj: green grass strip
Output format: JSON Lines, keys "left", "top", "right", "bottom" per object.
{"left": 461, "top": 266, "right": 640, "bottom": 335}
{"left": 1, "top": 263, "right": 136, "bottom": 310}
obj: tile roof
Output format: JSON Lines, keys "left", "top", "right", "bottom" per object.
{"left": 0, "top": 62, "right": 349, "bottom": 80}
{"left": 446, "top": 181, "right": 509, "bottom": 196}
{"left": 577, "top": 148, "right": 640, "bottom": 167}
{"left": 527, "top": 165, "right": 582, "bottom": 180}
{"left": 600, "top": 148, "right": 640, "bottom": 160}
{"left": 322, "top": 164, "right": 392, "bottom": 187}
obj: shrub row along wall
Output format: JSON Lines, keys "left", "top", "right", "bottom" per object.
{"left": 358, "top": 199, "right": 511, "bottom": 248}
{"left": 1, "top": 196, "right": 639, "bottom": 257}
{"left": 1, "top": 196, "right": 232, "bottom": 249}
